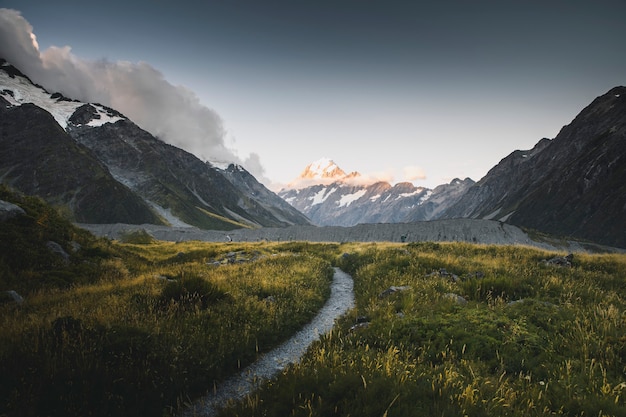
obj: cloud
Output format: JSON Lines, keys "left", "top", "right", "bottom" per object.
{"left": 0, "top": 8, "right": 259, "bottom": 170}
{"left": 0, "top": 9, "right": 41, "bottom": 74}
{"left": 243, "top": 152, "right": 272, "bottom": 184}
{"left": 402, "top": 165, "right": 427, "bottom": 182}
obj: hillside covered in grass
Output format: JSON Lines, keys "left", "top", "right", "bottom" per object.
{"left": 0, "top": 187, "right": 335, "bottom": 416}
{"left": 1, "top": 187, "right": 625, "bottom": 416}
{"left": 222, "top": 242, "right": 626, "bottom": 417}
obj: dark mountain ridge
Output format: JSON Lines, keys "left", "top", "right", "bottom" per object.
{"left": 443, "top": 86, "right": 626, "bottom": 248}
{"left": 0, "top": 59, "right": 310, "bottom": 230}
{"left": 0, "top": 99, "right": 162, "bottom": 224}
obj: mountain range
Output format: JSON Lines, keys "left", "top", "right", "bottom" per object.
{"left": 0, "top": 59, "right": 310, "bottom": 230}
{"left": 280, "top": 87, "right": 626, "bottom": 248}
{"left": 1, "top": 57, "right": 624, "bottom": 248}
{"left": 279, "top": 158, "right": 474, "bottom": 226}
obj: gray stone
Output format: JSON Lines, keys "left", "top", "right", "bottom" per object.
{"left": 0, "top": 200, "right": 25, "bottom": 221}
{"left": 541, "top": 253, "right": 574, "bottom": 267}
{"left": 379, "top": 285, "right": 411, "bottom": 298}
{"left": 506, "top": 299, "right": 558, "bottom": 308}
{"left": 444, "top": 293, "right": 468, "bottom": 305}
{"left": 263, "top": 295, "right": 276, "bottom": 305}
{"left": 46, "top": 241, "right": 70, "bottom": 264}
{"left": 3, "top": 290, "right": 24, "bottom": 305}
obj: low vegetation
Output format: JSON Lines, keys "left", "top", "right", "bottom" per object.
{"left": 0, "top": 188, "right": 336, "bottom": 416}
{"left": 1, "top": 189, "right": 625, "bottom": 416}
{"left": 222, "top": 242, "right": 626, "bottom": 417}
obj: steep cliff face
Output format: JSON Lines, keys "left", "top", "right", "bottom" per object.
{"left": 0, "top": 100, "right": 162, "bottom": 224}
{"left": 442, "top": 87, "right": 626, "bottom": 248}
{"left": 442, "top": 138, "right": 552, "bottom": 220}
{"left": 66, "top": 119, "right": 301, "bottom": 229}
{"left": 219, "top": 164, "right": 311, "bottom": 226}
{"left": 404, "top": 178, "right": 475, "bottom": 222}
{"left": 509, "top": 87, "right": 626, "bottom": 246}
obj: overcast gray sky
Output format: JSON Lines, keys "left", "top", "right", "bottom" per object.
{"left": 1, "top": 1, "right": 625, "bottom": 189}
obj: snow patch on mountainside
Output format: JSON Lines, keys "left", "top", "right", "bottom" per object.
{"left": 397, "top": 189, "right": 423, "bottom": 200}
{"left": 1, "top": 70, "right": 82, "bottom": 128}
{"left": 209, "top": 161, "right": 233, "bottom": 170}
{"left": 0, "top": 69, "right": 123, "bottom": 129}
{"left": 338, "top": 189, "right": 366, "bottom": 207}
{"left": 309, "top": 187, "right": 338, "bottom": 206}
{"left": 86, "top": 104, "right": 124, "bottom": 127}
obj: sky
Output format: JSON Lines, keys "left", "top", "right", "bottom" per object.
{"left": 1, "top": 1, "right": 625, "bottom": 190}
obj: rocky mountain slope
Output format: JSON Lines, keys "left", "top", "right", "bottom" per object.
{"left": 0, "top": 74, "right": 162, "bottom": 225}
{"left": 0, "top": 59, "right": 310, "bottom": 229}
{"left": 442, "top": 86, "right": 626, "bottom": 248}
{"left": 279, "top": 158, "right": 474, "bottom": 226}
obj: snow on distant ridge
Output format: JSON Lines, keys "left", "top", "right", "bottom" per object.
{"left": 303, "top": 157, "right": 344, "bottom": 178}
{"left": 209, "top": 160, "right": 234, "bottom": 170}
{"left": 286, "top": 157, "right": 363, "bottom": 190}
{"left": 338, "top": 189, "right": 366, "bottom": 207}
{"left": 86, "top": 104, "right": 124, "bottom": 127}
{"left": 0, "top": 69, "right": 81, "bottom": 128}
{"left": 309, "top": 186, "right": 338, "bottom": 206}
{"left": 0, "top": 67, "right": 123, "bottom": 129}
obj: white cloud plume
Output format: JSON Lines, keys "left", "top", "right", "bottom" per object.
{"left": 0, "top": 8, "right": 257, "bottom": 169}
{"left": 243, "top": 152, "right": 273, "bottom": 185}
{"left": 402, "top": 165, "right": 427, "bottom": 182}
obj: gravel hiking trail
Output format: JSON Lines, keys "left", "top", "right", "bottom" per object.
{"left": 180, "top": 267, "right": 355, "bottom": 417}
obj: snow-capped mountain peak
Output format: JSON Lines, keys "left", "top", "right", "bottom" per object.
{"left": 279, "top": 157, "right": 476, "bottom": 226}
{"left": 286, "top": 158, "right": 361, "bottom": 190}
{"left": 299, "top": 158, "right": 348, "bottom": 179}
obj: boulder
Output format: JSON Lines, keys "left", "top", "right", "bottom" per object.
{"left": 46, "top": 241, "right": 70, "bottom": 264}
{"left": 378, "top": 285, "right": 411, "bottom": 298}
{"left": 349, "top": 318, "right": 371, "bottom": 332}
{"left": 2, "top": 290, "right": 24, "bottom": 305}
{"left": 506, "top": 299, "right": 558, "bottom": 308}
{"left": 427, "top": 268, "right": 460, "bottom": 282}
{"left": 444, "top": 293, "right": 468, "bottom": 305}
{"left": 541, "top": 253, "right": 574, "bottom": 267}
{"left": 0, "top": 200, "right": 25, "bottom": 221}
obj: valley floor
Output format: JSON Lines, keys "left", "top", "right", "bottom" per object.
{"left": 78, "top": 218, "right": 623, "bottom": 253}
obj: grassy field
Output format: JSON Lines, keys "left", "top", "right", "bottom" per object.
{"left": 1, "top": 188, "right": 625, "bottom": 416}
{"left": 0, "top": 239, "right": 336, "bottom": 417}
{"left": 221, "top": 242, "right": 626, "bottom": 417}
{"left": 0, "top": 188, "right": 337, "bottom": 416}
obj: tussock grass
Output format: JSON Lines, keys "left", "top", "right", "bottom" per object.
{"left": 2, "top": 193, "right": 624, "bottom": 417}
{"left": 0, "top": 240, "right": 335, "bottom": 417}
{"left": 223, "top": 242, "right": 626, "bottom": 417}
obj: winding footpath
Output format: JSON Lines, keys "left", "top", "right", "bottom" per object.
{"left": 181, "top": 267, "right": 355, "bottom": 417}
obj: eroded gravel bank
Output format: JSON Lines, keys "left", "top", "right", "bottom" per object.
{"left": 79, "top": 218, "right": 551, "bottom": 248}
{"left": 79, "top": 218, "right": 625, "bottom": 253}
